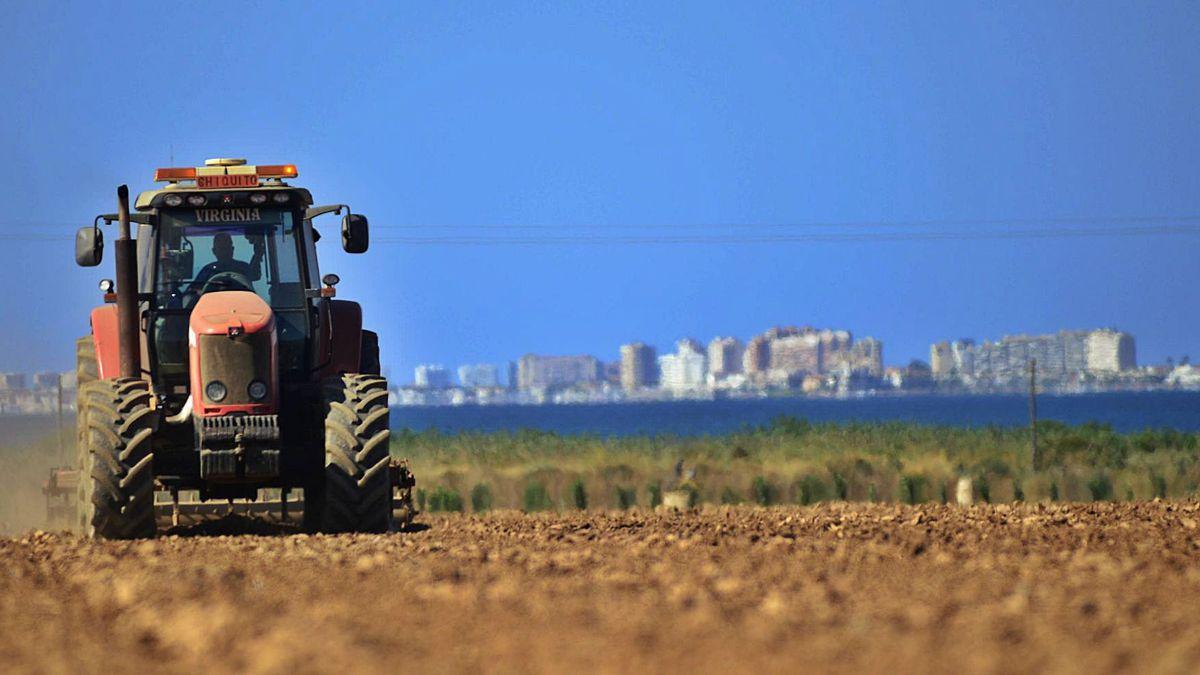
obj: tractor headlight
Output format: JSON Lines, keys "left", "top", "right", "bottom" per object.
{"left": 247, "top": 380, "right": 268, "bottom": 401}
{"left": 187, "top": 194, "right": 207, "bottom": 207}
{"left": 205, "top": 380, "right": 227, "bottom": 403}
{"left": 271, "top": 192, "right": 290, "bottom": 204}
{"left": 249, "top": 193, "right": 268, "bottom": 204}
{"left": 163, "top": 194, "right": 183, "bottom": 207}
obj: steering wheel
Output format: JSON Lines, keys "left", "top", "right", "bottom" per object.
{"left": 201, "top": 271, "right": 254, "bottom": 294}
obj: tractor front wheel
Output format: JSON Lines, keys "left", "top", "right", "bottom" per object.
{"left": 306, "top": 374, "right": 392, "bottom": 533}
{"left": 73, "top": 337, "right": 99, "bottom": 534}
{"left": 76, "top": 378, "right": 157, "bottom": 539}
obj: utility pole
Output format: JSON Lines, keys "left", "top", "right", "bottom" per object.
{"left": 56, "top": 373, "right": 65, "bottom": 461}
{"left": 1029, "top": 358, "right": 1039, "bottom": 469}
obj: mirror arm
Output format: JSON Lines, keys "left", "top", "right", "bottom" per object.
{"left": 304, "top": 204, "right": 349, "bottom": 221}
{"left": 98, "top": 213, "right": 154, "bottom": 226}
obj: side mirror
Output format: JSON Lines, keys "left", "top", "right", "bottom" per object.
{"left": 341, "top": 213, "right": 369, "bottom": 254}
{"left": 75, "top": 226, "right": 103, "bottom": 267}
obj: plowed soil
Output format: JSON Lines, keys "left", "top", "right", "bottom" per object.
{"left": 3, "top": 502, "right": 1200, "bottom": 674}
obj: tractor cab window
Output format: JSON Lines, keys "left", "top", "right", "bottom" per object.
{"left": 151, "top": 208, "right": 311, "bottom": 381}
{"left": 154, "top": 209, "right": 305, "bottom": 310}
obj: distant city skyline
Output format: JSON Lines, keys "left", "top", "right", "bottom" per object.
{"left": 403, "top": 317, "right": 1195, "bottom": 386}
{"left": 392, "top": 320, "right": 1195, "bottom": 407}
{"left": 401, "top": 322, "right": 1159, "bottom": 391}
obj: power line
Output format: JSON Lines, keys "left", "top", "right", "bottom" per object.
{"left": 374, "top": 224, "right": 1200, "bottom": 245}
{"left": 370, "top": 214, "right": 1200, "bottom": 231}
{"left": 5, "top": 223, "right": 1200, "bottom": 246}
{"left": 0, "top": 234, "right": 72, "bottom": 241}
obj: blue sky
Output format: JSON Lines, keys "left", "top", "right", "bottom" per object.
{"left": 1, "top": 2, "right": 1198, "bottom": 381}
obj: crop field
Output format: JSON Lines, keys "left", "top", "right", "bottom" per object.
{"left": 399, "top": 418, "right": 1200, "bottom": 512}
{"left": 4, "top": 502, "right": 1200, "bottom": 673}
{"left": 5, "top": 415, "right": 1200, "bottom": 535}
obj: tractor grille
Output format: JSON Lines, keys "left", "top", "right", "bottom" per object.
{"left": 198, "top": 332, "right": 271, "bottom": 405}
{"left": 197, "top": 414, "right": 281, "bottom": 480}
{"left": 198, "top": 414, "right": 280, "bottom": 443}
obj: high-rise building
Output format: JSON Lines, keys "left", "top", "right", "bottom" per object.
{"left": 950, "top": 339, "right": 975, "bottom": 377}
{"left": 414, "top": 364, "right": 451, "bottom": 389}
{"left": 930, "top": 342, "right": 953, "bottom": 378}
{"left": 707, "top": 337, "right": 744, "bottom": 381}
{"left": 743, "top": 335, "right": 771, "bottom": 374}
{"left": 1086, "top": 329, "right": 1136, "bottom": 373}
{"left": 0, "top": 373, "right": 26, "bottom": 391}
{"left": 817, "top": 329, "right": 852, "bottom": 372}
{"left": 1006, "top": 336, "right": 1032, "bottom": 374}
{"left": 659, "top": 339, "right": 707, "bottom": 393}
{"left": 1030, "top": 335, "right": 1058, "bottom": 374}
{"left": 517, "top": 354, "right": 602, "bottom": 390}
{"left": 932, "top": 329, "right": 1136, "bottom": 381}
{"left": 1062, "top": 331, "right": 1088, "bottom": 373}
{"left": 619, "top": 342, "right": 658, "bottom": 392}
{"left": 506, "top": 361, "right": 519, "bottom": 390}
{"left": 850, "top": 337, "right": 884, "bottom": 377}
{"left": 740, "top": 325, "right": 877, "bottom": 384}
{"left": 458, "top": 364, "right": 500, "bottom": 388}
{"left": 770, "top": 333, "right": 821, "bottom": 376}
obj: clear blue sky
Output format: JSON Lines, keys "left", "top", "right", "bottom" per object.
{"left": 1, "top": 1, "right": 1198, "bottom": 381}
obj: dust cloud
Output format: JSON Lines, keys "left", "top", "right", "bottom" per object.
{"left": 0, "top": 415, "right": 71, "bottom": 535}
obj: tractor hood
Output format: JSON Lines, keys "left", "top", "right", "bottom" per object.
{"left": 188, "top": 291, "right": 278, "bottom": 417}
{"left": 190, "top": 291, "right": 274, "bottom": 337}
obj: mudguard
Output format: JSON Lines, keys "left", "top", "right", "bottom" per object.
{"left": 321, "top": 299, "right": 363, "bottom": 377}
{"left": 89, "top": 306, "right": 121, "bottom": 379}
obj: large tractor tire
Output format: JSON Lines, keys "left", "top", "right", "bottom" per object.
{"left": 74, "top": 380, "right": 98, "bottom": 534}
{"left": 72, "top": 337, "right": 99, "bottom": 534}
{"left": 76, "top": 335, "right": 98, "bottom": 385}
{"left": 76, "top": 378, "right": 156, "bottom": 539}
{"left": 306, "top": 374, "right": 392, "bottom": 533}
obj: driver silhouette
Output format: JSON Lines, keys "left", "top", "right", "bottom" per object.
{"left": 191, "top": 232, "right": 264, "bottom": 288}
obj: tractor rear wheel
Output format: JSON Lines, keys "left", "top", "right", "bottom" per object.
{"left": 77, "top": 378, "right": 156, "bottom": 539}
{"left": 306, "top": 374, "right": 392, "bottom": 533}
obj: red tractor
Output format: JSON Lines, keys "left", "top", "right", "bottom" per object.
{"left": 73, "top": 158, "right": 412, "bottom": 538}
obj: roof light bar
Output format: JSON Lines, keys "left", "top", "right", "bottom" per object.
{"left": 257, "top": 164, "right": 298, "bottom": 178}
{"left": 154, "top": 161, "right": 298, "bottom": 182}
{"left": 154, "top": 167, "right": 198, "bottom": 181}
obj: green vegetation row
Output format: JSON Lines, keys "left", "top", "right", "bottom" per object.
{"left": 394, "top": 417, "right": 1200, "bottom": 511}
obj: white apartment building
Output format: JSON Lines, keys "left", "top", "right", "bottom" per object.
{"left": 659, "top": 339, "right": 708, "bottom": 393}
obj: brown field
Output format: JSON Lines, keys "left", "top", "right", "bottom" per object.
{"left": 3, "top": 502, "right": 1200, "bottom": 674}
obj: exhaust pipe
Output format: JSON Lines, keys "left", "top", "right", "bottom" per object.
{"left": 114, "top": 185, "right": 139, "bottom": 379}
